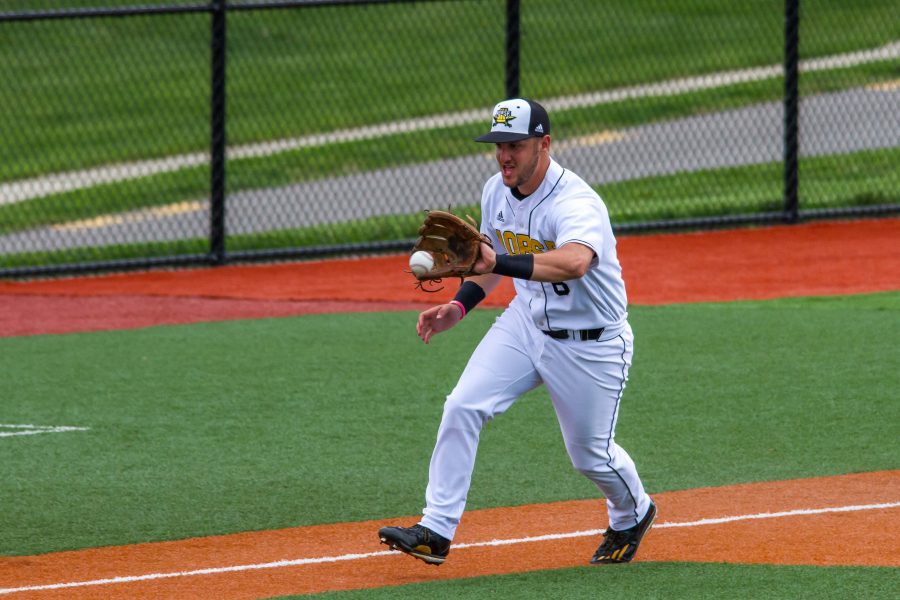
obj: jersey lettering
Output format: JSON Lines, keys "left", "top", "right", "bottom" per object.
{"left": 551, "top": 282, "right": 571, "bottom": 296}
{"left": 495, "top": 229, "right": 556, "bottom": 255}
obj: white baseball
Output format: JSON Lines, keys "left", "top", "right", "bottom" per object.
{"left": 409, "top": 250, "right": 434, "bottom": 276}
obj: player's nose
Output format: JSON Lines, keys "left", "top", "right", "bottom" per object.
{"left": 496, "top": 153, "right": 514, "bottom": 167}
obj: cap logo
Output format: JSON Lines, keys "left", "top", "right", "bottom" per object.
{"left": 534, "top": 123, "right": 544, "bottom": 134}
{"left": 492, "top": 107, "right": 517, "bottom": 128}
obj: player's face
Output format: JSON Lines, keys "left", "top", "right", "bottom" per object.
{"left": 495, "top": 137, "right": 546, "bottom": 194}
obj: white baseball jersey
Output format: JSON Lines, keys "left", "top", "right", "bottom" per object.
{"left": 480, "top": 157, "right": 628, "bottom": 334}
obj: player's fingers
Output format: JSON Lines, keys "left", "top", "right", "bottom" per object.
{"left": 420, "top": 320, "right": 435, "bottom": 343}
{"left": 417, "top": 307, "right": 435, "bottom": 334}
{"left": 417, "top": 311, "right": 435, "bottom": 343}
{"left": 417, "top": 304, "right": 451, "bottom": 344}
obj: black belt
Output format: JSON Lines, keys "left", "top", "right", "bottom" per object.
{"left": 542, "top": 328, "right": 604, "bottom": 341}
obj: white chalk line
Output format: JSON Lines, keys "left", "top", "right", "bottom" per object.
{"left": 0, "top": 424, "right": 89, "bottom": 439}
{"left": 1, "top": 501, "right": 897, "bottom": 596}
{"left": 1, "top": 40, "right": 897, "bottom": 205}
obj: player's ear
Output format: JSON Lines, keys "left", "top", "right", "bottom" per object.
{"left": 539, "top": 135, "right": 551, "bottom": 152}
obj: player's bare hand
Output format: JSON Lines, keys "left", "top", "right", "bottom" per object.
{"left": 416, "top": 303, "right": 463, "bottom": 344}
{"left": 473, "top": 242, "right": 496, "bottom": 274}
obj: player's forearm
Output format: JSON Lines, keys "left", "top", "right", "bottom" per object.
{"left": 492, "top": 243, "right": 593, "bottom": 282}
{"left": 466, "top": 272, "right": 503, "bottom": 295}
{"left": 529, "top": 251, "right": 591, "bottom": 282}
{"left": 447, "top": 273, "right": 502, "bottom": 320}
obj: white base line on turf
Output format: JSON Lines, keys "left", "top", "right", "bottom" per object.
{"left": 0, "top": 424, "right": 89, "bottom": 439}
{"left": 1, "top": 501, "right": 897, "bottom": 596}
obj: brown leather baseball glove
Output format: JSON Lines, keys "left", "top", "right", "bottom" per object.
{"left": 410, "top": 210, "right": 491, "bottom": 290}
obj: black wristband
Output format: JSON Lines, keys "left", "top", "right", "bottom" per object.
{"left": 452, "top": 280, "right": 486, "bottom": 316}
{"left": 492, "top": 254, "right": 535, "bottom": 279}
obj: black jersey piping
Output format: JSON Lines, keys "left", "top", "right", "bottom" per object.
{"left": 522, "top": 168, "right": 565, "bottom": 330}
{"left": 605, "top": 334, "right": 641, "bottom": 527}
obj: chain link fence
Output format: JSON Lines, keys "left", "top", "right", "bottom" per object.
{"left": 1, "top": 0, "right": 897, "bottom": 276}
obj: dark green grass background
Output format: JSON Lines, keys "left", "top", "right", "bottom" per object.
{"left": 293, "top": 563, "right": 898, "bottom": 600}
{"left": 2, "top": 292, "right": 898, "bottom": 597}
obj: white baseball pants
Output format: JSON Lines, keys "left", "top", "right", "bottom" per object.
{"left": 419, "top": 298, "right": 652, "bottom": 540}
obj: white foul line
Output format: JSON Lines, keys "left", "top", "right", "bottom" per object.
{"left": 0, "top": 424, "right": 89, "bottom": 439}
{"left": 1, "top": 501, "right": 897, "bottom": 596}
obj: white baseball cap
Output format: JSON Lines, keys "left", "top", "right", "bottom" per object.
{"left": 474, "top": 98, "right": 551, "bottom": 143}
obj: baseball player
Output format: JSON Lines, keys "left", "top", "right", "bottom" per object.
{"left": 379, "top": 98, "right": 655, "bottom": 565}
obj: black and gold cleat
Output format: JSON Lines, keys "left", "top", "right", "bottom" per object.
{"left": 590, "top": 501, "right": 657, "bottom": 564}
{"left": 379, "top": 524, "right": 450, "bottom": 565}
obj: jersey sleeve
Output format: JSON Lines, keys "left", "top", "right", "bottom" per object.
{"left": 551, "top": 187, "right": 609, "bottom": 255}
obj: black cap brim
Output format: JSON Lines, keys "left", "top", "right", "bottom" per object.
{"left": 474, "top": 131, "right": 536, "bottom": 143}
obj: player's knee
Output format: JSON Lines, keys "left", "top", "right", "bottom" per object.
{"left": 441, "top": 393, "right": 491, "bottom": 431}
{"left": 574, "top": 463, "right": 613, "bottom": 481}
{"left": 567, "top": 446, "right": 614, "bottom": 477}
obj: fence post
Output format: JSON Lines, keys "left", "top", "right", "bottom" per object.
{"left": 505, "top": 0, "right": 520, "bottom": 98}
{"left": 209, "top": 0, "right": 227, "bottom": 263}
{"left": 783, "top": 0, "right": 800, "bottom": 223}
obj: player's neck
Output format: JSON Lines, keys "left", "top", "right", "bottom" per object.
{"left": 512, "top": 154, "right": 551, "bottom": 198}
{"left": 510, "top": 186, "right": 528, "bottom": 200}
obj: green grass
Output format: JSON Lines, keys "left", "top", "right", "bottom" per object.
{"left": 1, "top": 1, "right": 896, "bottom": 274}
{"left": 293, "top": 563, "right": 899, "bottom": 600}
{"left": 2, "top": 146, "right": 896, "bottom": 270}
{"left": 0, "top": 0, "right": 896, "bottom": 180}
{"left": 0, "top": 58, "right": 895, "bottom": 240}
{"left": 600, "top": 146, "right": 900, "bottom": 222}
{"left": 1, "top": 292, "right": 897, "bottom": 557}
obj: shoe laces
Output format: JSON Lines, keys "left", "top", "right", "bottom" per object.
{"left": 599, "top": 527, "right": 630, "bottom": 550}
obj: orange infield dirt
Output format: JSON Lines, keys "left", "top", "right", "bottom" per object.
{"left": 1, "top": 218, "right": 899, "bottom": 598}
{"left": 1, "top": 471, "right": 898, "bottom": 599}
{"left": 0, "top": 218, "right": 898, "bottom": 337}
